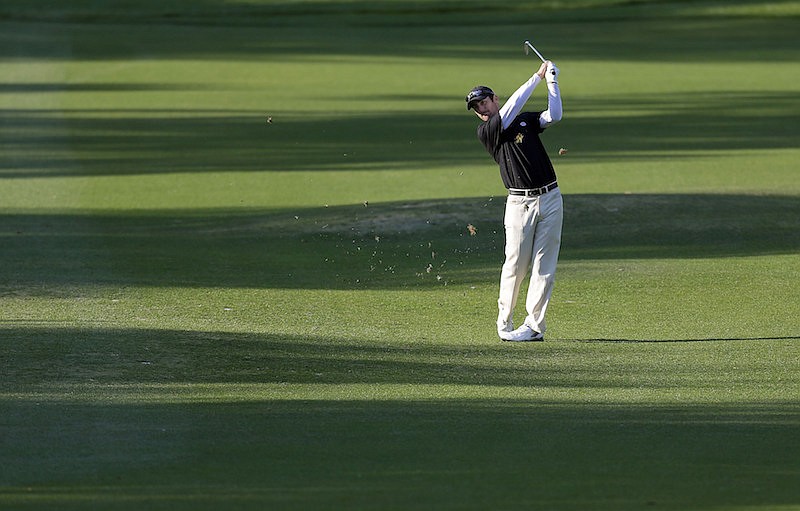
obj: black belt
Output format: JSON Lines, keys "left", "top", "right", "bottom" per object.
{"left": 508, "top": 182, "right": 558, "bottom": 197}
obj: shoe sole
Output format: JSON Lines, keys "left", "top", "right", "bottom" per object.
{"left": 499, "top": 337, "right": 544, "bottom": 342}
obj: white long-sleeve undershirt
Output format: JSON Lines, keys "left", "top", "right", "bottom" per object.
{"left": 498, "top": 73, "right": 562, "bottom": 130}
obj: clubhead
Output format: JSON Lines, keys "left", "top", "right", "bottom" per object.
{"left": 523, "top": 40, "right": 546, "bottom": 63}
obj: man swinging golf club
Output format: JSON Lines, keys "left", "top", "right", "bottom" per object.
{"left": 465, "top": 48, "right": 562, "bottom": 342}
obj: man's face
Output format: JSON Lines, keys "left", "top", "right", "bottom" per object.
{"left": 472, "top": 95, "right": 499, "bottom": 122}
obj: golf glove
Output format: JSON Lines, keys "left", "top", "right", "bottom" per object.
{"left": 546, "top": 62, "right": 559, "bottom": 84}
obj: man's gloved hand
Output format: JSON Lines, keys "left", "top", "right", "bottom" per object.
{"left": 546, "top": 62, "right": 559, "bottom": 84}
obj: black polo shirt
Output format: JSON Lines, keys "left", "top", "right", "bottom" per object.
{"left": 477, "top": 111, "right": 556, "bottom": 190}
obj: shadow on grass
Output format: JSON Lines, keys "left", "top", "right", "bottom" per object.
{"left": 0, "top": 325, "right": 682, "bottom": 387}
{"left": 2, "top": 325, "right": 798, "bottom": 387}
{"left": 582, "top": 336, "right": 800, "bottom": 343}
{"left": 1, "top": 194, "right": 798, "bottom": 291}
{"left": 2, "top": 325, "right": 800, "bottom": 509}
{"left": 3, "top": 398, "right": 799, "bottom": 510}
{"left": 2, "top": 89, "right": 798, "bottom": 178}
{"left": 0, "top": 2, "right": 797, "bottom": 64}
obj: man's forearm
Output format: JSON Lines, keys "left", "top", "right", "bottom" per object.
{"left": 499, "top": 74, "right": 542, "bottom": 130}
{"left": 539, "top": 80, "right": 562, "bottom": 128}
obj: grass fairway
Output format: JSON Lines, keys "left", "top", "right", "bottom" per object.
{"left": 2, "top": 1, "right": 800, "bottom": 509}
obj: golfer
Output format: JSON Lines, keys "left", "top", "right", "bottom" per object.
{"left": 466, "top": 60, "right": 562, "bottom": 342}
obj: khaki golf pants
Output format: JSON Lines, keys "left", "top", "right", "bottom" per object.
{"left": 497, "top": 188, "right": 563, "bottom": 335}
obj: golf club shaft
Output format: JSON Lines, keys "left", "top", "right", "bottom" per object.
{"left": 524, "top": 41, "right": 546, "bottom": 63}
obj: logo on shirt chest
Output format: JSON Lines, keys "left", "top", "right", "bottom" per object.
{"left": 514, "top": 120, "right": 528, "bottom": 144}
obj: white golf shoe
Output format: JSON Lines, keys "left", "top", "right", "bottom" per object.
{"left": 499, "top": 324, "right": 544, "bottom": 342}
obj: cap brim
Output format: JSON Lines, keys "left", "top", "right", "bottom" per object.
{"left": 466, "top": 97, "right": 484, "bottom": 110}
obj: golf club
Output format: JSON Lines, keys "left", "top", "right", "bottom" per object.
{"left": 523, "top": 40, "right": 546, "bottom": 63}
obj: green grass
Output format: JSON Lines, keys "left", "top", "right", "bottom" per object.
{"left": 2, "top": 0, "right": 800, "bottom": 509}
